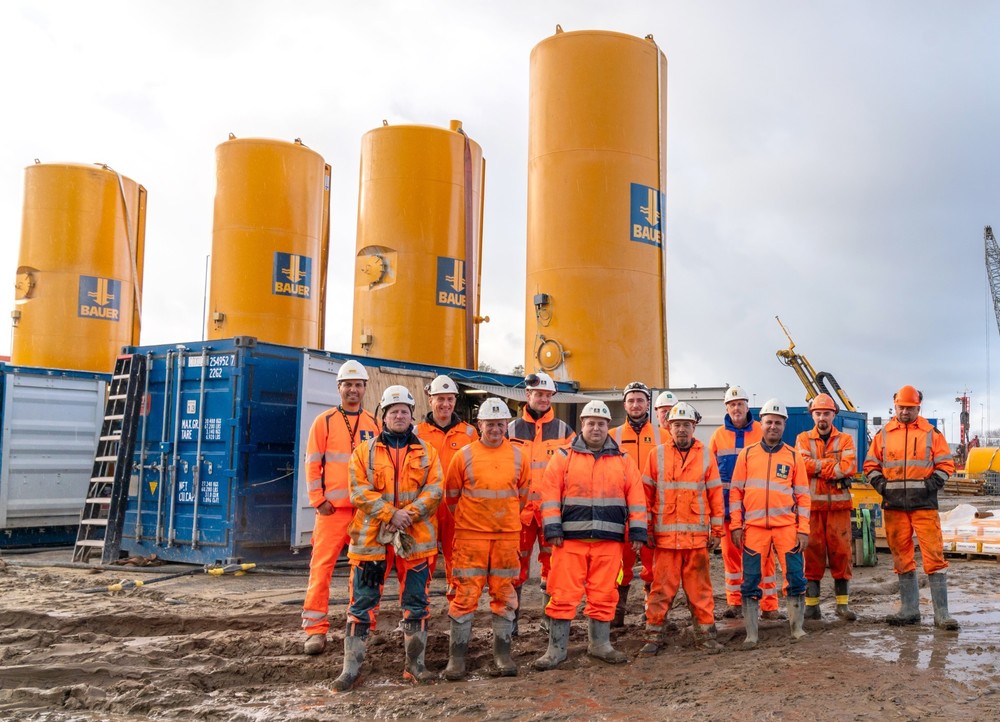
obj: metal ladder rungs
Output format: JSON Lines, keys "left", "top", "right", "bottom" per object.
{"left": 90, "top": 476, "right": 115, "bottom": 484}
{"left": 108, "top": 394, "right": 127, "bottom": 401}
{"left": 80, "top": 518, "right": 109, "bottom": 526}
{"left": 84, "top": 496, "right": 112, "bottom": 505}
{"left": 100, "top": 434, "right": 123, "bottom": 442}
{"left": 95, "top": 456, "right": 119, "bottom": 463}
{"left": 105, "top": 414, "right": 125, "bottom": 422}
{"left": 75, "top": 539, "right": 105, "bottom": 547}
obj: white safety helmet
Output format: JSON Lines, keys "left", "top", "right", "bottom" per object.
{"left": 622, "top": 381, "right": 651, "bottom": 401}
{"left": 525, "top": 372, "right": 557, "bottom": 393}
{"left": 724, "top": 385, "right": 749, "bottom": 404}
{"left": 380, "top": 385, "right": 415, "bottom": 410}
{"left": 580, "top": 400, "right": 612, "bottom": 421}
{"left": 759, "top": 398, "right": 788, "bottom": 419}
{"left": 668, "top": 402, "right": 698, "bottom": 423}
{"left": 653, "top": 390, "right": 677, "bottom": 409}
{"left": 477, "top": 397, "right": 512, "bottom": 421}
{"left": 426, "top": 374, "right": 458, "bottom": 396}
{"left": 337, "top": 360, "right": 369, "bottom": 382}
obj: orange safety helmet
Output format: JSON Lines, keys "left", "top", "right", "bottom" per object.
{"left": 893, "top": 385, "right": 922, "bottom": 406}
{"left": 809, "top": 393, "right": 838, "bottom": 413}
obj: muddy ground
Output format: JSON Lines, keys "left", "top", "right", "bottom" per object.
{"left": 2, "top": 495, "right": 999, "bottom": 721}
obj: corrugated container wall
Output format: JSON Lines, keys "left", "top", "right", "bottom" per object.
{"left": 352, "top": 121, "right": 485, "bottom": 369}
{"left": 526, "top": 28, "right": 668, "bottom": 390}
{"left": 11, "top": 163, "right": 146, "bottom": 373}
{"left": 209, "top": 137, "right": 330, "bottom": 348}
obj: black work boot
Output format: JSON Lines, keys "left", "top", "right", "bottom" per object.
{"left": 834, "top": 578, "right": 857, "bottom": 621}
{"left": 612, "top": 584, "right": 630, "bottom": 628}
{"left": 805, "top": 579, "right": 822, "bottom": 620}
{"left": 511, "top": 585, "right": 522, "bottom": 638}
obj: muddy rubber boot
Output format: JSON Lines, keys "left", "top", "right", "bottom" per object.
{"left": 332, "top": 623, "right": 369, "bottom": 692}
{"left": 533, "top": 617, "right": 570, "bottom": 671}
{"left": 928, "top": 572, "right": 959, "bottom": 630}
{"left": 694, "top": 623, "right": 724, "bottom": 654}
{"left": 612, "top": 584, "right": 630, "bottom": 628}
{"left": 540, "top": 592, "right": 551, "bottom": 633}
{"left": 787, "top": 595, "right": 807, "bottom": 641}
{"left": 637, "top": 625, "right": 664, "bottom": 657}
{"left": 402, "top": 620, "right": 436, "bottom": 684}
{"left": 760, "top": 609, "right": 784, "bottom": 621}
{"left": 511, "top": 585, "right": 522, "bottom": 638}
{"left": 804, "top": 580, "right": 822, "bottom": 620}
{"left": 886, "top": 571, "right": 920, "bottom": 626}
{"left": 443, "top": 616, "right": 472, "bottom": 681}
{"left": 586, "top": 617, "right": 627, "bottom": 664}
{"left": 304, "top": 633, "right": 327, "bottom": 655}
{"left": 491, "top": 614, "right": 518, "bottom": 677}
{"left": 834, "top": 578, "right": 857, "bottom": 621}
{"left": 722, "top": 603, "right": 743, "bottom": 619}
{"left": 742, "top": 597, "right": 759, "bottom": 650}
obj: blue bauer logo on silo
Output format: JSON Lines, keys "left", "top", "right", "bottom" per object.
{"left": 436, "top": 256, "right": 467, "bottom": 308}
{"left": 630, "top": 182, "right": 665, "bottom": 248}
{"left": 273, "top": 252, "right": 311, "bottom": 298}
{"left": 78, "top": 276, "right": 122, "bottom": 321}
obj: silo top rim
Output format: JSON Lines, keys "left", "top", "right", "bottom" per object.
{"left": 219, "top": 136, "right": 324, "bottom": 157}
{"left": 531, "top": 28, "right": 666, "bottom": 57}
{"left": 23, "top": 162, "right": 138, "bottom": 182}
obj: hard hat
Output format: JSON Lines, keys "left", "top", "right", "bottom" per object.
{"left": 893, "top": 385, "right": 922, "bottom": 407}
{"left": 337, "top": 360, "right": 369, "bottom": 382}
{"left": 759, "top": 398, "right": 788, "bottom": 419}
{"left": 809, "top": 393, "right": 838, "bottom": 413}
{"left": 580, "top": 400, "right": 612, "bottom": 421}
{"left": 622, "top": 381, "right": 651, "bottom": 401}
{"left": 668, "top": 402, "right": 698, "bottom": 423}
{"left": 525, "top": 372, "right": 556, "bottom": 393}
{"left": 724, "top": 386, "right": 749, "bottom": 404}
{"left": 426, "top": 374, "right": 458, "bottom": 396}
{"left": 653, "top": 390, "right": 677, "bottom": 409}
{"left": 477, "top": 397, "right": 512, "bottom": 421}
{"left": 380, "top": 385, "right": 415, "bottom": 409}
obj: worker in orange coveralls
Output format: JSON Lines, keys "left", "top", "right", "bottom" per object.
{"left": 533, "top": 400, "right": 647, "bottom": 671}
{"left": 508, "top": 371, "right": 575, "bottom": 635}
{"left": 332, "top": 385, "right": 443, "bottom": 691}
{"left": 415, "top": 374, "right": 478, "bottom": 590}
{"left": 730, "top": 398, "right": 811, "bottom": 649}
{"left": 301, "top": 360, "right": 379, "bottom": 656}
{"left": 794, "top": 393, "right": 858, "bottom": 621}
{"left": 638, "top": 402, "right": 725, "bottom": 656}
{"left": 863, "top": 385, "right": 958, "bottom": 630}
{"left": 609, "top": 380, "right": 668, "bottom": 627}
{"left": 441, "top": 397, "right": 530, "bottom": 680}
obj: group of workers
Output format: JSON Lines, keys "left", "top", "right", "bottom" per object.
{"left": 299, "top": 361, "right": 960, "bottom": 690}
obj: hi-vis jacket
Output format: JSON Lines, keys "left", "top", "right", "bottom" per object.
{"left": 708, "top": 413, "right": 762, "bottom": 518}
{"left": 611, "top": 418, "right": 669, "bottom": 470}
{"left": 306, "top": 407, "right": 379, "bottom": 509}
{"left": 642, "top": 438, "right": 724, "bottom": 549}
{"left": 347, "top": 429, "right": 443, "bottom": 561}
{"left": 445, "top": 439, "right": 530, "bottom": 539}
{"left": 508, "top": 407, "right": 575, "bottom": 521}
{"left": 795, "top": 427, "right": 857, "bottom": 511}
{"left": 863, "top": 416, "right": 955, "bottom": 512}
{"left": 730, "top": 441, "right": 811, "bottom": 535}
{"left": 415, "top": 413, "right": 479, "bottom": 474}
{"left": 539, "top": 435, "right": 648, "bottom": 544}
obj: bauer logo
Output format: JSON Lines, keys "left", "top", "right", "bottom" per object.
{"left": 78, "top": 276, "right": 121, "bottom": 321}
{"left": 436, "top": 256, "right": 466, "bottom": 308}
{"left": 630, "top": 183, "right": 665, "bottom": 248}
{"left": 273, "top": 252, "right": 311, "bottom": 298}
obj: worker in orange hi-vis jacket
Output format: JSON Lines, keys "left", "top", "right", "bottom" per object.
{"left": 301, "top": 360, "right": 379, "bottom": 656}
{"left": 794, "top": 393, "right": 858, "bottom": 622}
{"left": 441, "top": 397, "right": 530, "bottom": 681}
{"left": 414, "top": 374, "right": 478, "bottom": 591}
{"left": 533, "top": 400, "right": 647, "bottom": 672}
{"left": 638, "top": 402, "right": 725, "bottom": 657}
{"left": 730, "top": 399, "right": 811, "bottom": 650}
{"left": 608, "top": 380, "right": 668, "bottom": 627}
{"left": 863, "top": 385, "right": 958, "bottom": 630}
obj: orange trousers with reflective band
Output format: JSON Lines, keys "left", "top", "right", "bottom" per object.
{"left": 646, "top": 547, "right": 716, "bottom": 627}
{"left": 448, "top": 537, "right": 520, "bottom": 620}
{"left": 721, "top": 518, "right": 779, "bottom": 611}
{"left": 517, "top": 516, "right": 551, "bottom": 587}
{"left": 302, "top": 507, "right": 353, "bottom": 635}
{"left": 884, "top": 508, "right": 948, "bottom": 575}
{"left": 619, "top": 539, "right": 654, "bottom": 587}
{"left": 805, "top": 509, "right": 853, "bottom": 580}
{"left": 427, "top": 504, "right": 455, "bottom": 590}
{"left": 545, "top": 539, "right": 623, "bottom": 621}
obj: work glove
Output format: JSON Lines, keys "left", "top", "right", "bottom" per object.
{"left": 358, "top": 560, "right": 386, "bottom": 588}
{"left": 925, "top": 472, "right": 948, "bottom": 492}
{"left": 867, "top": 473, "right": 886, "bottom": 496}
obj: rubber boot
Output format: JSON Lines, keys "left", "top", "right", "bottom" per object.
{"left": 332, "top": 623, "right": 369, "bottom": 692}
{"left": 929, "top": 572, "right": 959, "bottom": 630}
{"left": 511, "top": 585, "right": 522, "bottom": 638}
{"left": 637, "top": 625, "right": 665, "bottom": 657}
{"left": 304, "top": 633, "right": 327, "bottom": 655}
{"left": 722, "top": 603, "right": 743, "bottom": 619}
{"left": 834, "top": 578, "right": 857, "bottom": 621}
{"left": 586, "top": 617, "right": 627, "bottom": 664}
{"left": 787, "top": 595, "right": 807, "bottom": 641}
{"left": 540, "top": 592, "right": 551, "bottom": 633}
{"left": 804, "top": 580, "right": 822, "bottom": 620}
{"left": 612, "top": 584, "right": 630, "bottom": 628}
{"left": 492, "top": 614, "right": 518, "bottom": 676}
{"left": 442, "top": 616, "right": 472, "bottom": 681}
{"left": 742, "top": 597, "right": 759, "bottom": 650}
{"left": 533, "top": 617, "right": 570, "bottom": 671}
{"left": 401, "top": 619, "right": 436, "bottom": 684}
{"left": 886, "top": 571, "right": 920, "bottom": 626}
{"left": 693, "top": 623, "right": 724, "bottom": 654}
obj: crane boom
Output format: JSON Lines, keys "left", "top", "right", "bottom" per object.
{"left": 774, "top": 316, "right": 858, "bottom": 412}
{"left": 985, "top": 226, "right": 1000, "bottom": 336}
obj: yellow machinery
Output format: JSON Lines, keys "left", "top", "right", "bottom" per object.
{"left": 965, "top": 447, "right": 1000, "bottom": 477}
{"left": 525, "top": 27, "right": 668, "bottom": 390}
{"left": 352, "top": 120, "right": 486, "bottom": 368}
{"left": 775, "top": 316, "right": 857, "bottom": 411}
{"left": 11, "top": 162, "right": 146, "bottom": 373}
{"left": 209, "top": 136, "right": 330, "bottom": 348}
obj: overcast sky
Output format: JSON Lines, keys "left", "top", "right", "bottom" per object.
{"left": 2, "top": 1, "right": 999, "bottom": 440}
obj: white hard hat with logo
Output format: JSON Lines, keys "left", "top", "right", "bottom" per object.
{"left": 668, "top": 402, "right": 699, "bottom": 423}
{"left": 622, "top": 381, "right": 651, "bottom": 401}
{"left": 759, "top": 398, "right": 788, "bottom": 419}
{"left": 525, "top": 372, "right": 557, "bottom": 393}
{"left": 380, "top": 385, "right": 415, "bottom": 409}
{"left": 477, "top": 397, "right": 512, "bottom": 421}
{"left": 580, "top": 400, "right": 612, "bottom": 421}
{"left": 337, "top": 360, "right": 369, "bottom": 382}
{"left": 426, "top": 374, "right": 458, "bottom": 396}
{"left": 724, "top": 386, "right": 749, "bottom": 403}
{"left": 654, "top": 390, "right": 677, "bottom": 409}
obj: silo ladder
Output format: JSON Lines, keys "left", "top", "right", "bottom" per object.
{"left": 73, "top": 354, "right": 148, "bottom": 564}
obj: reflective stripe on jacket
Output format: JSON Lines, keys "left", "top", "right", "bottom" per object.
{"left": 445, "top": 439, "right": 529, "bottom": 538}
{"left": 611, "top": 419, "right": 669, "bottom": 471}
{"left": 642, "top": 438, "right": 724, "bottom": 549}
{"left": 508, "top": 408, "right": 575, "bottom": 514}
{"left": 730, "top": 442, "right": 811, "bottom": 535}
{"left": 305, "top": 407, "right": 379, "bottom": 509}
{"left": 708, "top": 413, "right": 762, "bottom": 516}
{"left": 415, "top": 414, "right": 479, "bottom": 474}
{"left": 795, "top": 427, "right": 857, "bottom": 511}
{"left": 862, "top": 416, "right": 955, "bottom": 511}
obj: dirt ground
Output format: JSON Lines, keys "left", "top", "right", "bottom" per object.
{"left": 2, "top": 495, "right": 999, "bottom": 721}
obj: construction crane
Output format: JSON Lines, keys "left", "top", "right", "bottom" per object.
{"left": 774, "top": 316, "right": 858, "bottom": 412}
{"left": 985, "top": 226, "right": 1000, "bottom": 336}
